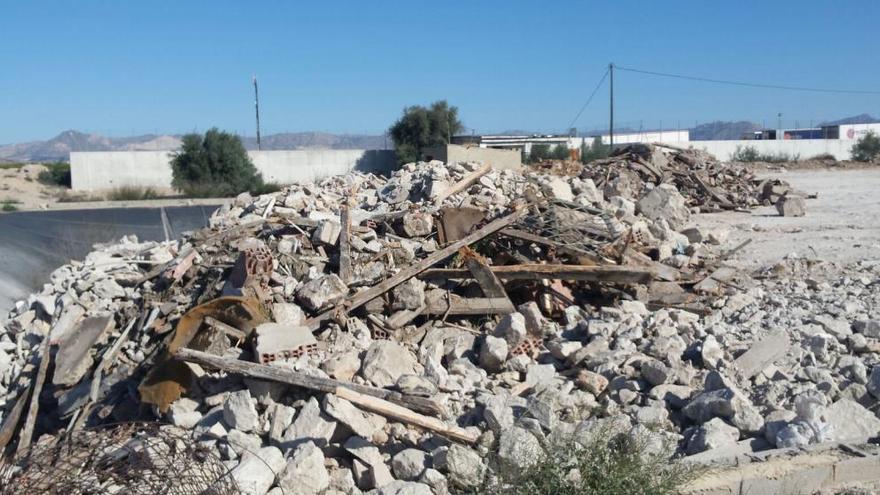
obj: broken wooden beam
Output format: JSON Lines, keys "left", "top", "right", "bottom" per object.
{"left": 338, "top": 205, "right": 353, "bottom": 284}
{"left": 499, "top": 228, "right": 608, "bottom": 265}
{"left": 305, "top": 208, "right": 525, "bottom": 329}
{"left": 419, "top": 264, "right": 653, "bottom": 284}
{"left": 423, "top": 295, "right": 515, "bottom": 315}
{"left": 433, "top": 162, "right": 492, "bottom": 204}
{"left": 174, "top": 348, "right": 444, "bottom": 416}
{"left": 17, "top": 334, "right": 51, "bottom": 456}
{"left": 335, "top": 387, "right": 478, "bottom": 444}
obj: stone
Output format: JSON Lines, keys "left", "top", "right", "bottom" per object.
{"left": 312, "top": 220, "right": 342, "bottom": 245}
{"left": 375, "top": 481, "right": 433, "bottom": 495}
{"left": 517, "top": 302, "right": 547, "bottom": 336}
{"left": 682, "top": 387, "right": 764, "bottom": 434}
{"left": 641, "top": 359, "right": 670, "bottom": 386}
{"left": 498, "top": 427, "right": 544, "bottom": 469}
{"left": 483, "top": 395, "right": 516, "bottom": 433}
{"left": 91, "top": 278, "right": 126, "bottom": 300}
{"left": 493, "top": 312, "right": 527, "bottom": 347}
{"left": 252, "top": 322, "right": 317, "bottom": 364}
{"left": 230, "top": 446, "right": 285, "bottom": 495}
{"left": 478, "top": 335, "right": 508, "bottom": 372}
{"left": 525, "top": 364, "right": 556, "bottom": 387}
{"left": 361, "top": 340, "right": 417, "bottom": 388}
{"left": 686, "top": 418, "right": 740, "bottom": 455}
{"left": 855, "top": 319, "right": 880, "bottom": 338}
{"left": 268, "top": 403, "right": 296, "bottom": 444}
{"left": 402, "top": 212, "right": 434, "bottom": 237}
{"left": 392, "top": 448, "right": 429, "bottom": 481}
{"left": 278, "top": 442, "right": 330, "bottom": 495}
{"left": 228, "top": 428, "right": 264, "bottom": 456}
{"left": 323, "top": 394, "right": 387, "bottom": 438}
{"left": 168, "top": 398, "right": 202, "bottom": 429}
{"left": 701, "top": 335, "right": 723, "bottom": 369}
{"left": 547, "top": 339, "right": 583, "bottom": 360}
{"left": 826, "top": 398, "right": 880, "bottom": 442}
{"left": 344, "top": 436, "right": 394, "bottom": 489}
{"left": 223, "top": 390, "right": 260, "bottom": 433}
{"left": 396, "top": 374, "right": 438, "bottom": 397}
{"left": 296, "top": 274, "right": 348, "bottom": 311}
{"left": 636, "top": 183, "right": 690, "bottom": 230}
{"left": 53, "top": 315, "right": 114, "bottom": 387}
{"left": 732, "top": 330, "right": 790, "bottom": 379}
{"left": 545, "top": 177, "right": 574, "bottom": 202}
{"left": 392, "top": 278, "right": 426, "bottom": 311}
{"left": 442, "top": 445, "right": 485, "bottom": 489}
{"left": 775, "top": 195, "right": 805, "bottom": 217}
{"left": 282, "top": 397, "right": 336, "bottom": 449}
{"left": 271, "top": 302, "right": 305, "bottom": 325}
{"left": 575, "top": 369, "right": 608, "bottom": 395}
{"left": 321, "top": 350, "right": 362, "bottom": 381}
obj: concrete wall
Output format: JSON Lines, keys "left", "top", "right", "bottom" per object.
{"left": 660, "top": 139, "right": 856, "bottom": 161}
{"left": 423, "top": 144, "right": 522, "bottom": 170}
{"left": 71, "top": 149, "right": 397, "bottom": 191}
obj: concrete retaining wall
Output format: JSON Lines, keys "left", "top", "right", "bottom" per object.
{"left": 660, "top": 139, "right": 856, "bottom": 161}
{"left": 71, "top": 149, "right": 397, "bottom": 191}
{"left": 423, "top": 144, "right": 522, "bottom": 170}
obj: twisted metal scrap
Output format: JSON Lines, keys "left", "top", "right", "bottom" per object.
{"left": 0, "top": 422, "right": 237, "bottom": 495}
{"left": 516, "top": 199, "right": 621, "bottom": 255}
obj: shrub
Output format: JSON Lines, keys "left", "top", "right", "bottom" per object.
{"left": 1, "top": 200, "right": 18, "bottom": 212}
{"left": 851, "top": 131, "right": 880, "bottom": 162}
{"left": 170, "top": 128, "right": 264, "bottom": 197}
{"left": 476, "top": 428, "right": 700, "bottom": 495}
{"left": 552, "top": 144, "right": 571, "bottom": 160}
{"left": 37, "top": 162, "right": 72, "bottom": 187}
{"left": 731, "top": 145, "right": 799, "bottom": 163}
{"left": 388, "top": 100, "right": 463, "bottom": 164}
{"left": 105, "top": 186, "right": 161, "bottom": 201}
{"left": 581, "top": 136, "right": 611, "bottom": 164}
{"left": 529, "top": 144, "right": 551, "bottom": 163}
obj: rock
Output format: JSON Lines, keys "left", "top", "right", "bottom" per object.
{"left": 296, "top": 274, "right": 348, "bottom": 311}
{"left": 227, "top": 429, "right": 263, "bottom": 456}
{"left": 396, "top": 374, "right": 438, "bottom": 397}
{"left": 282, "top": 397, "right": 336, "bottom": 449}
{"left": 483, "top": 395, "right": 515, "bottom": 433}
{"left": 517, "top": 302, "right": 547, "bottom": 336}
{"left": 344, "top": 436, "right": 395, "bottom": 489}
{"left": 168, "top": 397, "right": 202, "bottom": 429}
{"left": 361, "top": 340, "right": 417, "bottom": 388}
{"left": 375, "top": 481, "right": 433, "bottom": 495}
{"left": 402, "top": 212, "right": 434, "bottom": 237}
{"left": 545, "top": 177, "right": 574, "bottom": 202}
{"left": 321, "top": 350, "right": 362, "bottom": 381}
{"left": 392, "top": 278, "right": 425, "bottom": 311}
{"left": 825, "top": 398, "right": 880, "bottom": 442}
{"left": 53, "top": 315, "right": 114, "bottom": 387}
{"left": 230, "top": 446, "right": 285, "bottom": 495}
{"left": 442, "top": 445, "right": 485, "bottom": 489}
{"left": 498, "top": 427, "right": 544, "bottom": 469}
{"left": 574, "top": 369, "right": 608, "bottom": 395}
{"left": 686, "top": 418, "right": 740, "bottom": 455}
{"left": 641, "top": 359, "right": 670, "bottom": 386}
{"left": 478, "top": 335, "right": 508, "bottom": 372}
{"left": 272, "top": 302, "right": 305, "bottom": 325}
{"left": 775, "top": 195, "right": 805, "bottom": 217}
{"left": 420, "top": 469, "right": 448, "bottom": 495}
{"left": 525, "top": 364, "right": 556, "bottom": 387}
{"left": 636, "top": 184, "right": 690, "bottom": 230}
{"left": 682, "top": 387, "right": 764, "bottom": 434}
{"left": 323, "top": 394, "right": 387, "bottom": 438}
{"left": 700, "top": 335, "right": 723, "bottom": 369}
{"left": 392, "top": 448, "right": 429, "bottom": 481}
{"left": 268, "top": 403, "right": 296, "bottom": 444}
{"left": 867, "top": 366, "right": 880, "bottom": 399}
{"left": 223, "top": 390, "right": 260, "bottom": 433}
{"left": 278, "top": 442, "right": 330, "bottom": 495}
{"left": 493, "top": 312, "right": 527, "bottom": 347}
{"left": 855, "top": 319, "right": 880, "bottom": 338}
{"left": 312, "top": 220, "right": 342, "bottom": 245}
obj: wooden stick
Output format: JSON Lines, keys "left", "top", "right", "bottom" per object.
{"left": 17, "top": 335, "right": 51, "bottom": 455}
{"left": 338, "top": 206, "right": 353, "bottom": 284}
{"left": 305, "top": 208, "right": 525, "bottom": 329}
{"left": 334, "top": 386, "right": 478, "bottom": 444}
{"left": 174, "top": 348, "right": 444, "bottom": 416}
{"left": 433, "top": 162, "right": 492, "bottom": 204}
{"left": 423, "top": 296, "right": 515, "bottom": 315}
{"left": 420, "top": 264, "right": 653, "bottom": 284}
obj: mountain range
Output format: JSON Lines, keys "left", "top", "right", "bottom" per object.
{"left": 2, "top": 114, "right": 876, "bottom": 162}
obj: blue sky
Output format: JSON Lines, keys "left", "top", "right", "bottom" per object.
{"left": 2, "top": 1, "right": 879, "bottom": 142}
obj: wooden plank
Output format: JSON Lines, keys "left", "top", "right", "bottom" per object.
{"left": 174, "top": 348, "right": 444, "bottom": 416}
{"left": 433, "top": 162, "right": 492, "bottom": 204}
{"left": 624, "top": 250, "right": 679, "bottom": 282}
{"left": 423, "top": 296, "right": 514, "bottom": 315}
{"left": 462, "top": 249, "right": 509, "bottom": 298}
{"left": 338, "top": 206, "right": 353, "bottom": 284}
{"left": 0, "top": 386, "right": 30, "bottom": 450}
{"left": 335, "top": 387, "right": 478, "bottom": 444}
{"left": 305, "top": 208, "right": 525, "bottom": 329}
{"left": 499, "top": 228, "right": 607, "bottom": 265}
{"left": 420, "top": 264, "right": 653, "bottom": 284}
{"left": 17, "top": 335, "right": 51, "bottom": 455}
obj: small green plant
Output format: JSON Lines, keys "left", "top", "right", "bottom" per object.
{"left": 731, "top": 145, "right": 799, "bottom": 163}
{"left": 37, "top": 162, "right": 72, "bottom": 187}
{"left": 1, "top": 200, "right": 19, "bottom": 212}
{"left": 476, "top": 428, "right": 700, "bottom": 495}
{"left": 851, "top": 131, "right": 880, "bottom": 162}
{"left": 105, "top": 186, "right": 161, "bottom": 201}
{"left": 581, "top": 136, "right": 611, "bottom": 164}
{"left": 0, "top": 163, "right": 23, "bottom": 170}
{"left": 171, "top": 128, "right": 265, "bottom": 197}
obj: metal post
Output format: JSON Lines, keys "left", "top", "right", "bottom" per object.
{"left": 609, "top": 63, "right": 614, "bottom": 149}
{"left": 253, "top": 75, "right": 262, "bottom": 150}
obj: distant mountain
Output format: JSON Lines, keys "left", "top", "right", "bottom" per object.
{"left": 818, "top": 113, "right": 878, "bottom": 126}
{"left": 0, "top": 130, "right": 386, "bottom": 163}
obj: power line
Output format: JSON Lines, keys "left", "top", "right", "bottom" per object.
{"left": 566, "top": 67, "right": 610, "bottom": 131}
{"left": 615, "top": 65, "right": 880, "bottom": 95}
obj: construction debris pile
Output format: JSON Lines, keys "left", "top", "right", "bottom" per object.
{"left": 0, "top": 156, "right": 874, "bottom": 494}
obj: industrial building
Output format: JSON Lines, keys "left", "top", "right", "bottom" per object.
{"left": 451, "top": 129, "right": 690, "bottom": 156}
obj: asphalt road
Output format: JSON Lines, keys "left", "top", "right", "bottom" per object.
{"left": 0, "top": 205, "right": 217, "bottom": 317}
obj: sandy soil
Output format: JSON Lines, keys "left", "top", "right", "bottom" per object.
{"left": 695, "top": 168, "right": 880, "bottom": 269}
{"left": 0, "top": 164, "right": 65, "bottom": 209}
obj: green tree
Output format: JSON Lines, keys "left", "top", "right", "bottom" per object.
{"left": 551, "top": 144, "right": 570, "bottom": 160}
{"left": 580, "top": 137, "right": 611, "bottom": 164}
{"left": 529, "top": 144, "right": 551, "bottom": 163}
{"left": 170, "top": 128, "right": 264, "bottom": 197}
{"left": 388, "top": 100, "right": 463, "bottom": 164}
{"left": 851, "top": 131, "right": 880, "bottom": 162}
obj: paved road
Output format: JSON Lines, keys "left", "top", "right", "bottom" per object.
{"left": 0, "top": 205, "right": 218, "bottom": 317}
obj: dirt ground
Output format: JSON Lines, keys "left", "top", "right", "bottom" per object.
{"left": 0, "top": 164, "right": 65, "bottom": 209}
{"left": 695, "top": 168, "right": 880, "bottom": 269}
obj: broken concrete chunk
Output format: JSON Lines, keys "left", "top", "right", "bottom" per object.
{"left": 391, "top": 448, "right": 429, "bottom": 481}
{"left": 498, "top": 426, "right": 544, "bottom": 470}
{"left": 686, "top": 417, "right": 740, "bottom": 455}
{"left": 278, "top": 441, "right": 330, "bottom": 495}
{"left": 53, "top": 314, "right": 114, "bottom": 387}
{"left": 493, "top": 312, "right": 527, "bottom": 347}
{"left": 392, "top": 278, "right": 426, "bottom": 311}
{"left": 223, "top": 389, "right": 260, "bottom": 433}
{"left": 323, "top": 393, "right": 387, "bottom": 438}
{"left": 361, "top": 340, "right": 417, "bottom": 388}
{"left": 282, "top": 397, "right": 336, "bottom": 449}
{"left": 296, "top": 274, "right": 348, "bottom": 311}
{"left": 402, "top": 211, "right": 434, "bottom": 237}
{"left": 231, "top": 446, "right": 285, "bottom": 495}
{"left": 478, "top": 335, "right": 508, "bottom": 373}
{"left": 636, "top": 183, "right": 690, "bottom": 230}
{"left": 775, "top": 194, "right": 805, "bottom": 217}
{"left": 441, "top": 444, "right": 485, "bottom": 489}
{"left": 271, "top": 302, "right": 305, "bottom": 325}
{"left": 312, "top": 220, "right": 342, "bottom": 245}
{"left": 252, "top": 322, "right": 317, "bottom": 364}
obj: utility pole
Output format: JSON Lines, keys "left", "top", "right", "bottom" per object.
{"left": 253, "top": 75, "right": 262, "bottom": 150}
{"left": 609, "top": 63, "right": 614, "bottom": 149}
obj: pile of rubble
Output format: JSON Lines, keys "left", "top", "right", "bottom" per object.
{"left": 0, "top": 157, "right": 874, "bottom": 494}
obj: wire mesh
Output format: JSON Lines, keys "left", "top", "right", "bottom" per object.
{"left": 0, "top": 422, "right": 238, "bottom": 495}
{"left": 515, "top": 198, "right": 622, "bottom": 256}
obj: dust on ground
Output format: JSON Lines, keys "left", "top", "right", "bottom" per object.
{"left": 695, "top": 168, "right": 880, "bottom": 268}
{"left": 0, "top": 164, "right": 65, "bottom": 209}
